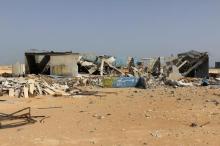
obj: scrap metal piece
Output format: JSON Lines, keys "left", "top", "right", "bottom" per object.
{"left": 0, "top": 107, "right": 45, "bottom": 129}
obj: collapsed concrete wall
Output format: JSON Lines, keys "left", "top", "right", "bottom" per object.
{"left": 177, "top": 50, "right": 209, "bottom": 78}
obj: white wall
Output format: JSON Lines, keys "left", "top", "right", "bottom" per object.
{"left": 50, "top": 54, "right": 79, "bottom": 76}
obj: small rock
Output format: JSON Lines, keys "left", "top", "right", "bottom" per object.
{"left": 90, "top": 141, "right": 95, "bottom": 144}
{"left": 150, "top": 130, "right": 162, "bottom": 138}
{"left": 93, "top": 114, "right": 105, "bottom": 119}
{"left": 145, "top": 114, "right": 151, "bottom": 118}
{"left": 89, "top": 101, "right": 94, "bottom": 104}
{"left": 190, "top": 123, "right": 198, "bottom": 127}
{"left": 211, "top": 99, "right": 219, "bottom": 106}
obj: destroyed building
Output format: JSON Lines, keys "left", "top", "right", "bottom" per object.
{"left": 25, "top": 51, "right": 79, "bottom": 76}
{"left": 23, "top": 50, "right": 210, "bottom": 89}
{"left": 24, "top": 50, "right": 209, "bottom": 79}
{"left": 215, "top": 62, "right": 220, "bottom": 68}
{"left": 209, "top": 62, "right": 220, "bottom": 78}
{"left": 168, "top": 50, "right": 209, "bottom": 78}
{"left": 78, "top": 54, "right": 139, "bottom": 76}
{"left": 0, "top": 49, "right": 214, "bottom": 100}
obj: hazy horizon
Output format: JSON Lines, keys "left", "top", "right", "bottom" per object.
{"left": 0, "top": 0, "right": 220, "bottom": 66}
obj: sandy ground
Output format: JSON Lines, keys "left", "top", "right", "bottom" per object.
{"left": 0, "top": 66, "right": 12, "bottom": 74}
{"left": 0, "top": 87, "right": 220, "bottom": 146}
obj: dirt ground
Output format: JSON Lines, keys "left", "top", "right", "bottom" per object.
{"left": 0, "top": 65, "right": 12, "bottom": 74}
{"left": 0, "top": 87, "right": 220, "bottom": 146}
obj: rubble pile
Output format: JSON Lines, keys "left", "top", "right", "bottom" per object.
{"left": 0, "top": 50, "right": 216, "bottom": 98}
{"left": 77, "top": 50, "right": 209, "bottom": 83}
{"left": 78, "top": 55, "right": 126, "bottom": 76}
{"left": 0, "top": 75, "right": 93, "bottom": 98}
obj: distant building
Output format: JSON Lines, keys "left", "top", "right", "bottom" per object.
{"left": 215, "top": 62, "right": 220, "bottom": 68}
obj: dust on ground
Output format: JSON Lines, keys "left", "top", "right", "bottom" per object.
{"left": 0, "top": 87, "right": 220, "bottom": 146}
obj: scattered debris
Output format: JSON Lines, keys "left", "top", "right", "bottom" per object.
{"left": 0, "top": 75, "right": 99, "bottom": 98}
{"left": 190, "top": 122, "right": 211, "bottom": 128}
{"left": 200, "top": 122, "right": 210, "bottom": 127}
{"left": 210, "top": 99, "right": 220, "bottom": 106}
{"left": 150, "top": 130, "right": 162, "bottom": 138}
{"left": 0, "top": 107, "right": 45, "bottom": 129}
{"left": 206, "top": 99, "right": 220, "bottom": 106}
{"left": 201, "top": 78, "right": 209, "bottom": 86}
{"left": 39, "top": 116, "right": 50, "bottom": 123}
{"left": 0, "top": 50, "right": 215, "bottom": 98}
{"left": 92, "top": 114, "right": 105, "bottom": 120}
{"left": 37, "top": 106, "right": 63, "bottom": 110}
{"left": 190, "top": 123, "right": 198, "bottom": 127}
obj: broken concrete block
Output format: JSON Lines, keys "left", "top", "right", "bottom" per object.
{"left": 168, "top": 65, "right": 183, "bottom": 80}
{"left": 46, "top": 84, "right": 70, "bottom": 96}
{"left": 88, "top": 67, "right": 97, "bottom": 74}
{"left": 36, "top": 83, "right": 43, "bottom": 95}
{"left": 14, "top": 89, "right": 20, "bottom": 97}
{"left": 23, "top": 87, "right": 29, "bottom": 98}
{"left": 28, "top": 79, "right": 35, "bottom": 84}
{"left": 9, "top": 88, "right": 15, "bottom": 97}
{"left": 29, "top": 83, "right": 35, "bottom": 94}
{"left": 43, "top": 88, "right": 55, "bottom": 95}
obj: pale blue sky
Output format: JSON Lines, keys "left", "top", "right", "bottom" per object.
{"left": 0, "top": 0, "right": 220, "bottom": 66}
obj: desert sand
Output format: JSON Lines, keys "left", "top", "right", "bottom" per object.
{"left": 0, "top": 87, "right": 220, "bottom": 146}
{"left": 0, "top": 66, "right": 12, "bottom": 74}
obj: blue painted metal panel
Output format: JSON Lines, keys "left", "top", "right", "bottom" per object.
{"left": 112, "top": 77, "right": 139, "bottom": 88}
